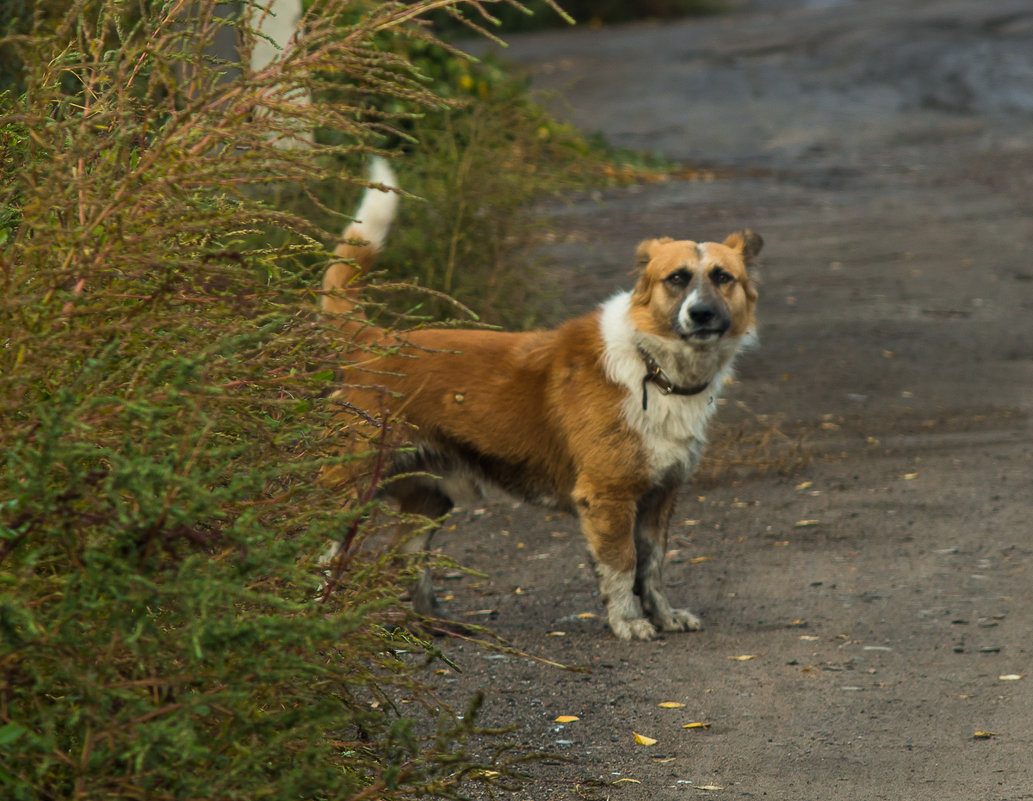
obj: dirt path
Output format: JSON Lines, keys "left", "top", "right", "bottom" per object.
{"left": 429, "top": 3, "right": 1033, "bottom": 799}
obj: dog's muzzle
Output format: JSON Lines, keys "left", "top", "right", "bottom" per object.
{"left": 679, "top": 302, "right": 730, "bottom": 341}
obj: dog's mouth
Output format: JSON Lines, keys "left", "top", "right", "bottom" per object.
{"left": 681, "top": 325, "right": 729, "bottom": 343}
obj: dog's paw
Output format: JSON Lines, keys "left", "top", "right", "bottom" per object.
{"left": 610, "top": 616, "right": 658, "bottom": 641}
{"left": 659, "top": 608, "right": 702, "bottom": 632}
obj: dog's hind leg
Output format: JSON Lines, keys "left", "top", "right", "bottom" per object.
{"left": 391, "top": 481, "right": 454, "bottom": 619}
{"left": 634, "top": 487, "right": 701, "bottom": 632}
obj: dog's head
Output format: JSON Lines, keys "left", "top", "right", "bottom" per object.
{"left": 628, "top": 231, "right": 762, "bottom": 346}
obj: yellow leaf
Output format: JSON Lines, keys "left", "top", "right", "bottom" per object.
{"left": 799, "top": 635, "right": 820, "bottom": 641}
{"left": 683, "top": 721, "right": 711, "bottom": 729}
{"left": 652, "top": 757, "right": 676, "bottom": 764}
{"left": 547, "top": 631, "right": 566, "bottom": 637}
{"left": 632, "top": 732, "right": 658, "bottom": 746}
{"left": 999, "top": 674, "right": 1025, "bottom": 681}
{"left": 658, "top": 702, "right": 686, "bottom": 708}
{"left": 613, "top": 778, "right": 641, "bottom": 784}
{"left": 902, "top": 472, "right": 919, "bottom": 480}
{"left": 794, "top": 519, "right": 820, "bottom": 527}
{"left": 576, "top": 612, "right": 598, "bottom": 619}
{"left": 973, "top": 731, "right": 996, "bottom": 739}
{"left": 688, "top": 555, "right": 712, "bottom": 564}
{"left": 554, "top": 715, "right": 580, "bottom": 723}
{"left": 695, "top": 785, "right": 724, "bottom": 791}
{"left": 790, "top": 619, "right": 807, "bottom": 626}
{"left": 728, "top": 654, "right": 757, "bottom": 661}
{"left": 795, "top": 481, "right": 813, "bottom": 490}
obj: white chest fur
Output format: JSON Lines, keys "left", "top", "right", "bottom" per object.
{"left": 599, "top": 292, "right": 743, "bottom": 479}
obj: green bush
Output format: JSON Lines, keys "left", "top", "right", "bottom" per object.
{"left": 0, "top": 2, "right": 553, "bottom": 798}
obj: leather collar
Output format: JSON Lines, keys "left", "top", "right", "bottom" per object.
{"left": 638, "top": 348, "right": 710, "bottom": 410}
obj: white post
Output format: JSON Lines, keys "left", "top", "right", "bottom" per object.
{"left": 250, "top": 0, "right": 313, "bottom": 148}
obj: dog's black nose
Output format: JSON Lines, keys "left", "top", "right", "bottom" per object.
{"left": 688, "top": 304, "right": 717, "bottom": 326}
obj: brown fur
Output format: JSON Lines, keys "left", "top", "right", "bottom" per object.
{"left": 320, "top": 167, "right": 761, "bottom": 640}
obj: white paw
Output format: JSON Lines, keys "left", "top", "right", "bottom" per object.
{"left": 610, "top": 616, "right": 658, "bottom": 641}
{"left": 663, "top": 608, "right": 702, "bottom": 632}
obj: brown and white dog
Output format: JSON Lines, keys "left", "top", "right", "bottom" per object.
{"left": 321, "top": 159, "right": 762, "bottom": 641}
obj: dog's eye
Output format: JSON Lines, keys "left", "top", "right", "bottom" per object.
{"left": 665, "top": 270, "right": 690, "bottom": 287}
{"left": 710, "top": 268, "right": 734, "bottom": 286}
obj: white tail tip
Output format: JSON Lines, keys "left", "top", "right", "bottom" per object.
{"left": 351, "top": 157, "right": 399, "bottom": 251}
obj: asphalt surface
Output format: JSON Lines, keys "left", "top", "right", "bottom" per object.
{"left": 424, "top": 2, "right": 1033, "bottom": 799}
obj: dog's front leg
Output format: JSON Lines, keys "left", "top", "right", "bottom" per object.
{"left": 576, "top": 488, "right": 657, "bottom": 641}
{"left": 635, "top": 487, "right": 701, "bottom": 633}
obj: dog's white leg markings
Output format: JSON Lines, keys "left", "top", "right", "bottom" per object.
{"left": 596, "top": 562, "right": 656, "bottom": 641}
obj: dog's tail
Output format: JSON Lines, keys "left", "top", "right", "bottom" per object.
{"left": 322, "top": 157, "right": 399, "bottom": 326}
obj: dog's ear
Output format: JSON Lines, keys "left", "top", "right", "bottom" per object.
{"left": 632, "top": 237, "right": 673, "bottom": 274}
{"left": 723, "top": 229, "right": 763, "bottom": 264}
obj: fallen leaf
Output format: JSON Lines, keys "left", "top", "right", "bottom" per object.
{"left": 576, "top": 612, "right": 598, "bottom": 619}
{"left": 695, "top": 785, "right": 724, "bottom": 791}
{"left": 554, "top": 715, "right": 579, "bottom": 723}
{"left": 972, "top": 731, "right": 997, "bottom": 739}
{"left": 790, "top": 619, "right": 807, "bottom": 627}
{"left": 902, "top": 472, "right": 919, "bottom": 480}
{"left": 683, "top": 722, "right": 711, "bottom": 729}
{"left": 547, "top": 631, "right": 566, "bottom": 637}
{"left": 652, "top": 757, "right": 676, "bottom": 764}
{"left": 658, "top": 702, "right": 686, "bottom": 708}
{"left": 794, "top": 519, "right": 820, "bottom": 528}
{"left": 683, "top": 519, "right": 700, "bottom": 526}
{"left": 795, "top": 481, "right": 813, "bottom": 490}
{"left": 688, "top": 555, "right": 712, "bottom": 564}
{"left": 728, "top": 654, "right": 757, "bottom": 661}
{"left": 632, "top": 732, "right": 658, "bottom": 746}
{"left": 799, "top": 635, "right": 820, "bottom": 641}
{"left": 461, "top": 608, "right": 497, "bottom": 616}
{"left": 613, "top": 778, "right": 641, "bottom": 784}
{"left": 998, "top": 674, "right": 1025, "bottom": 681}
{"left": 773, "top": 541, "right": 790, "bottom": 547}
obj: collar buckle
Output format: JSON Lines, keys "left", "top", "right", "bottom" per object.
{"left": 637, "top": 348, "right": 710, "bottom": 410}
